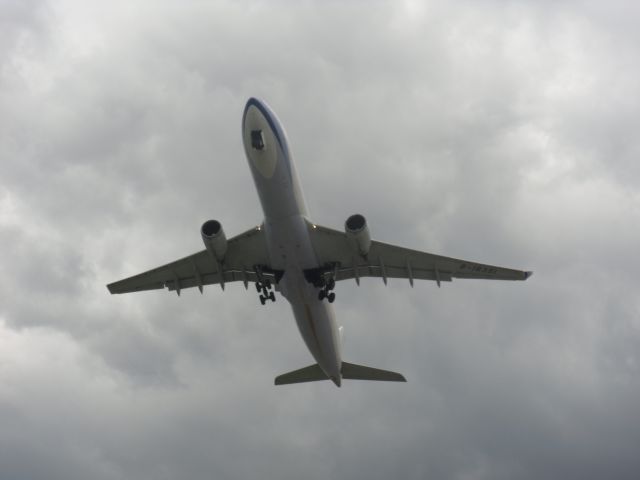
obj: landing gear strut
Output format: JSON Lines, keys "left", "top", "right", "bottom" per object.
{"left": 304, "top": 265, "right": 338, "bottom": 304}
{"left": 318, "top": 277, "right": 336, "bottom": 303}
{"left": 257, "top": 279, "right": 275, "bottom": 305}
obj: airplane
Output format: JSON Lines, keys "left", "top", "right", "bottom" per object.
{"left": 107, "top": 97, "right": 532, "bottom": 387}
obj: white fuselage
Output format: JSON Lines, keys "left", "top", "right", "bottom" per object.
{"left": 241, "top": 98, "right": 342, "bottom": 386}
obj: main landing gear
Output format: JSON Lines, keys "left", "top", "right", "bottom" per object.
{"left": 256, "top": 279, "right": 276, "bottom": 305}
{"left": 318, "top": 278, "right": 336, "bottom": 303}
{"left": 303, "top": 265, "right": 338, "bottom": 304}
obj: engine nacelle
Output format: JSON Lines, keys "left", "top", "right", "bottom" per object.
{"left": 345, "top": 214, "right": 371, "bottom": 257}
{"left": 201, "top": 219, "right": 227, "bottom": 261}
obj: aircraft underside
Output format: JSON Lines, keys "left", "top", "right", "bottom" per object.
{"left": 107, "top": 97, "right": 532, "bottom": 387}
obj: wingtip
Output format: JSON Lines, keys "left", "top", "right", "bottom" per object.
{"left": 106, "top": 282, "right": 124, "bottom": 294}
{"left": 524, "top": 271, "right": 533, "bottom": 280}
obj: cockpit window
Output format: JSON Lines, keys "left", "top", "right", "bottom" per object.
{"left": 251, "top": 130, "right": 265, "bottom": 150}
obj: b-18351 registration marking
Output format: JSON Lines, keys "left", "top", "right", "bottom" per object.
{"left": 459, "top": 264, "right": 498, "bottom": 275}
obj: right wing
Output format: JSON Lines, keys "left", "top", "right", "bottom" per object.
{"left": 309, "top": 224, "right": 531, "bottom": 285}
{"left": 107, "top": 226, "right": 277, "bottom": 295}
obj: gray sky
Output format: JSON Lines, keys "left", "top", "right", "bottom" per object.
{"left": 2, "top": 0, "right": 640, "bottom": 479}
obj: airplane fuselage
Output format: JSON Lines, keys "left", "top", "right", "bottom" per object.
{"left": 241, "top": 98, "right": 342, "bottom": 386}
{"left": 108, "top": 98, "right": 530, "bottom": 386}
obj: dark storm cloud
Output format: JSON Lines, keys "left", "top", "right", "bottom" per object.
{"left": 1, "top": 0, "right": 640, "bottom": 479}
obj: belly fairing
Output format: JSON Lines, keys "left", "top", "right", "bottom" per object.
{"left": 287, "top": 281, "right": 342, "bottom": 378}
{"left": 266, "top": 215, "right": 342, "bottom": 379}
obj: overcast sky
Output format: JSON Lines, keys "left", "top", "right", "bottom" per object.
{"left": 2, "top": 0, "right": 640, "bottom": 479}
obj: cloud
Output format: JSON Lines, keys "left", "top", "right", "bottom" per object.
{"left": 1, "top": 0, "right": 639, "bottom": 479}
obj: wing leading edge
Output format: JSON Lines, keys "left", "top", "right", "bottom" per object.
{"left": 107, "top": 226, "right": 277, "bottom": 295}
{"left": 309, "top": 224, "right": 532, "bottom": 286}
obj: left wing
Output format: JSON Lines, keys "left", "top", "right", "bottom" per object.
{"left": 309, "top": 224, "right": 531, "bottom": 286}
{"left": 107, "top": 226, "right": 277, "bottom": 295}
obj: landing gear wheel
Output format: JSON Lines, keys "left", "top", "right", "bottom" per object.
{"left": 327, "top": 292, "right": 336, "bottom": 303}
{"left": 269, "top": 292, "right": 276, "bottom": 302}
{"left": 255, "top": 282, "right": 262, "bottom": 292}
{"left": 259, "top": 295, "right": 266, "bottom": 305}
{"left": 318, "top": 290, "right": 326, "bottom": 301}
{"left": 327, "top": 278, "right": 336, "bottom": 291}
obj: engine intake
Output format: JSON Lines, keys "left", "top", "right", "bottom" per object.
{"left": 201, "top": 219, "right": 227, "bottom": 261}
{"left": 345, "top": 214, "right": 371, "bottom": 257}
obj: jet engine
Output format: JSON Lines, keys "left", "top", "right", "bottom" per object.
{"left": 201, "top": 220, "right": 227, "bottom": 261}
{"left": 345, "top": 214, "right": 371, "bottom": 257}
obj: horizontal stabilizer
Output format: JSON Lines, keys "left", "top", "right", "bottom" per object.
{"left": 274, "top": 362, "right": 406, "bottom": 385}
{"left": 275, "top": 364, "right": 328, "bottom": 385}
{"left": 341, "top": 362, "right": 406, "bottom": 382}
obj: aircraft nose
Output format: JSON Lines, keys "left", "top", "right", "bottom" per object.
{"left": 242, "top": 97, "right": 289, "bottom": 161}
{"left": 243, "top": 97, "right": 273, "bottom": 125}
